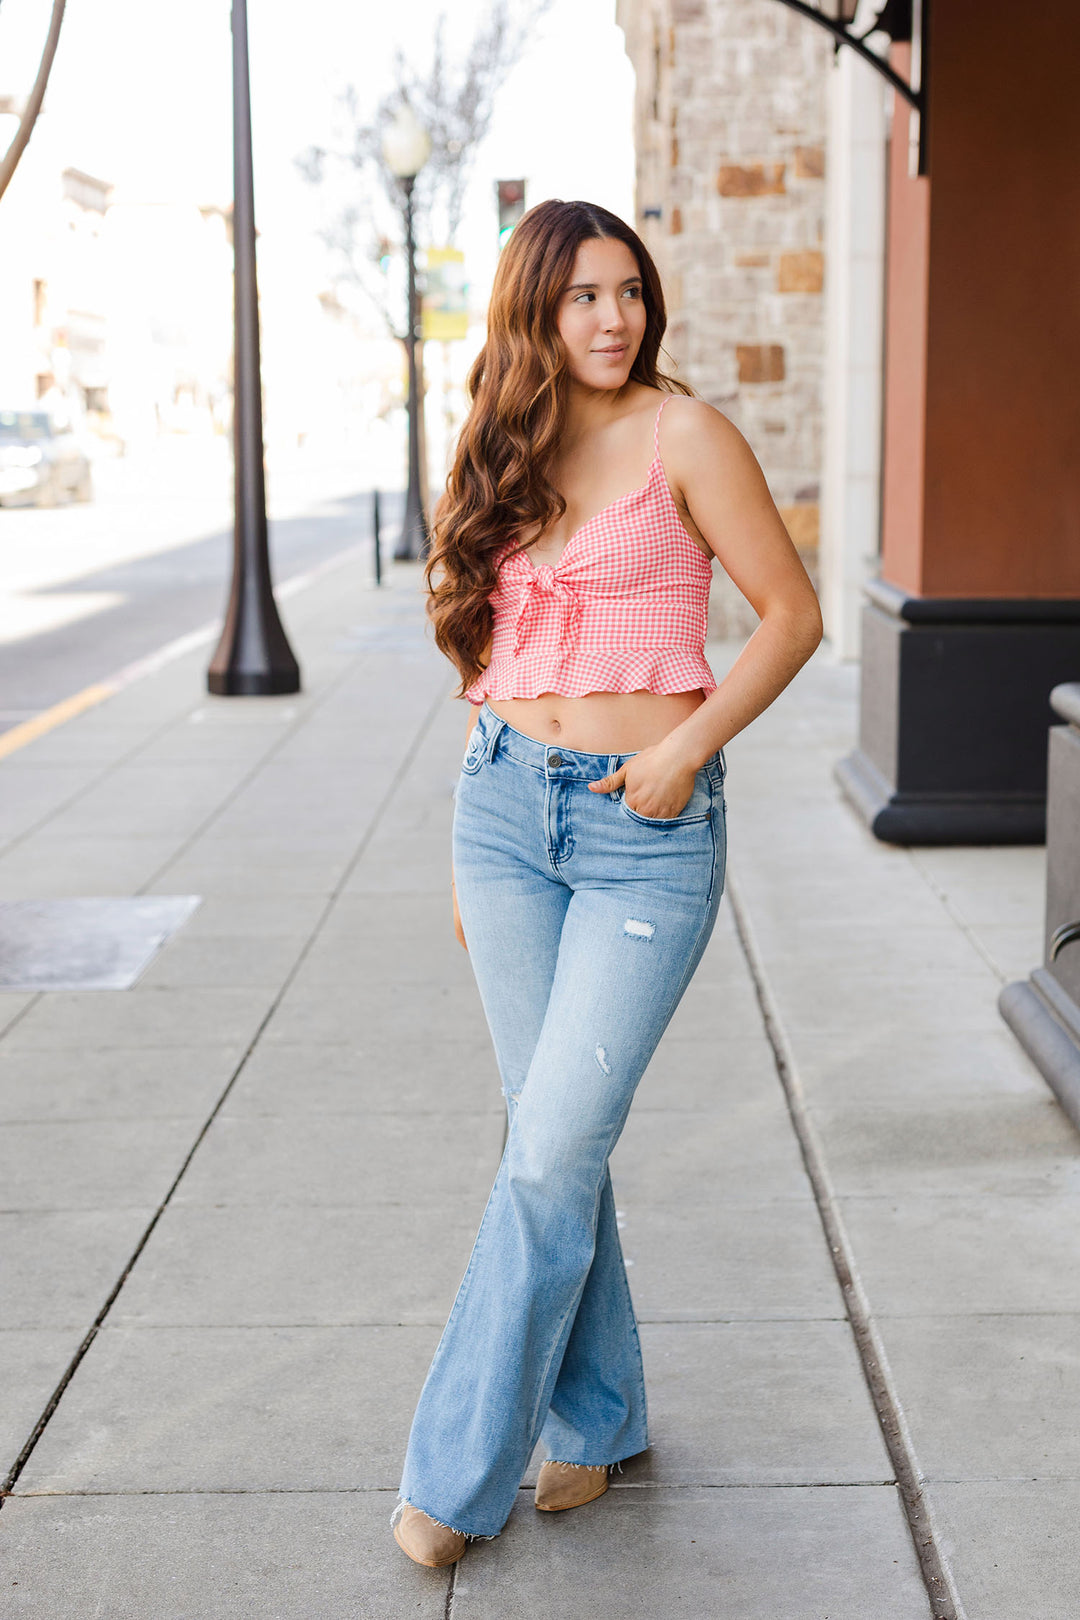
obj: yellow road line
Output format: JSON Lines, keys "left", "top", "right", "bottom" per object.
{"left": 0, "top": 682, "right": 117, "bottom": 762}
{"left": 0, "top": 538, "right": 372, "bottom": 766}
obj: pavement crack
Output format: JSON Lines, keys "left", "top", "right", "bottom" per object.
{"left": 0, "top": 699, "right": 196, "bottom": 863}
{"left": 137, "top": 635, "right": 375, "bottom": 895}
{"left": 0, "top": 661, "right": 455, "bottom": 1510}
{"left": 726, "top": 866, "right": 966, "bottom": 1620}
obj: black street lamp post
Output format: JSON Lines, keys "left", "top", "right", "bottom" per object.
{"left": 396, "top": 173, "right": 427, "bottom": 560}
{"left": 382, "top": 104, "right": 432, "bottom": 562}
{"left": 208, "top": 0, "right": 300, "bottom": 696}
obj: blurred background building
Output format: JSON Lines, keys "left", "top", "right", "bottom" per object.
{"left": 0, "top": 130, "right": 113, "bottom": 427}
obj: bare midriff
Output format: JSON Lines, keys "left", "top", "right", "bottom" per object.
{"left": 485, "top": 689, "right": 708, "bottom": 754}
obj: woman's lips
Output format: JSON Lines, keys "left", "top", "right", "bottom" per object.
{"left": 594, "top": 346, "right": 627, "bottom": 357}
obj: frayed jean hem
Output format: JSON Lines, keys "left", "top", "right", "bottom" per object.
{"left": 544, "top": 1454, "right": 631, "bottom": 1473}
{"left": 391, "top": 1494, "right": 499, "bottom": 1544}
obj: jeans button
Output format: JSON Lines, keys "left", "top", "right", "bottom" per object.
{"left": 547, "top": 752, "right": 563, "bottom": 768}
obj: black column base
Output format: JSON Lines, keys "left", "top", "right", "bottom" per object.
{"left": 835, "top": 749, "right": 1045, "bottom": 844}
{"left": 836, "top": 581, "right": 1080, "bottom": 845}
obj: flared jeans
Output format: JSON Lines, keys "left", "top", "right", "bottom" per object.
{"left": 397, "top": 700, "right": 727, "bottom": 1538}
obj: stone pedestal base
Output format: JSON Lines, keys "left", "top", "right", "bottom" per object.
{"left": 1000, "top": 685, "right": 1080, "bottom": 1131}
{"left": 1000, "top": 973, "right": 1080, "bottom": 1134}
{"left": 835, "top": 582, "right": 1080, "bottom": 845}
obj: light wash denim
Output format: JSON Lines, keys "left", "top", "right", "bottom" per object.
{"left": 396, "top": 699, "right": 727, "bottom": 1539}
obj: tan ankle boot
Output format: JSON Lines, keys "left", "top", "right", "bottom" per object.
{"left": 534, "top": 1461, "right": 610, "bottom": 1512}
{"left": 393, "top": 1502, "right": 467, "bottom": 1567}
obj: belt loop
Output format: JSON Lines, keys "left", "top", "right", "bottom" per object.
{"left": 484, "top": 713, "right": 507, "bottom": 762}
{"left": 715, "top": 745, "right": 727, "bottom": 785}
{"left": 606, "top": 752, "right": 621, "bottom": 800}
{"left": 703, "top": 749, "right": 724, "bottom": 790}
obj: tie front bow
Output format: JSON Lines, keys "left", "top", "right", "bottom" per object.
{"left": 512, "top": 564, "right": 584, "bottom": 657}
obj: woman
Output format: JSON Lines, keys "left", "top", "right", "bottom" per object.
{"left": 392, "top": 199, "right": 822, "bottom": 1567}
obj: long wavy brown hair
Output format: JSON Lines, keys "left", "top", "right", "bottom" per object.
{"left": 423, "top": 198, "right": 694, "bottom": 698}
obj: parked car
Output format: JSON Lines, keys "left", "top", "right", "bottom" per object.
{"left": 0, "top": 409, "right": 93, "bottom": 507}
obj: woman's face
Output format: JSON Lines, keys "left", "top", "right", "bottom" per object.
{"left": 555, "top": 236, "right": 648, "bottom": 391}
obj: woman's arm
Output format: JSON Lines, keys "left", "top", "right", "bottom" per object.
{"left": 665, "top": 397, "right": 822, "bottom": 763}
{"left": 589, "top": 398, "right": 823, "bottom": 815}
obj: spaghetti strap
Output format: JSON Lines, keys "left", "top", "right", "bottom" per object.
{"left": 652, "top": 394, "right": 671, "bottom": 457}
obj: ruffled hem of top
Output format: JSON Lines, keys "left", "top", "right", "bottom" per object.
{"left": 465, "top": 648, "right": 718, "bottom": 705}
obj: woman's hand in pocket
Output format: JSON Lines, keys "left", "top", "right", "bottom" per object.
{"left": 587, "top": 743, "right": 698, "bottom": 821}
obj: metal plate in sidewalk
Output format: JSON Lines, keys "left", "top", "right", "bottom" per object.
{"left": 0, "top": 897, "right": 202, "bottom": 992}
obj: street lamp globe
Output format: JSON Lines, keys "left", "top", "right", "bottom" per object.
{"left": 382, "top": 103, "right": 431, "bottom": 181}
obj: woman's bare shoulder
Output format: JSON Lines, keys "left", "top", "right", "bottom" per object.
{"left": 661, "top": 393, "right": 742, "bottom": 440}
{"left": 660, "top": 394, "right": 759, "bottom": 477}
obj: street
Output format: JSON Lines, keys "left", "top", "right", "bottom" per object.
{"left": 0, "top": 431, "right": 404, "bottom": 729}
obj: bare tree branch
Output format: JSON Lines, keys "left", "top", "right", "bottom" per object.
{"left": 297, "top": 0, "right": 552, "bottom": 323}
{"left": 0, "top": 0, "right": 68, "bottom": 205}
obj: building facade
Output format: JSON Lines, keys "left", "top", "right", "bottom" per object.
{"left": 0, "top": 136, "right": 113, "bottom": 426}
{"left": 617, "top": 0, "right": 832, "bottom": 637}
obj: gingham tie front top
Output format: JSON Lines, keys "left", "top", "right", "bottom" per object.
{"left": 464, "top": 395, "right": 717, "bottom": 706}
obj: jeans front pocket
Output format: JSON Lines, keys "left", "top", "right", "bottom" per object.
{"left": 616, "top": 768, "right": 713, "bottom": 828}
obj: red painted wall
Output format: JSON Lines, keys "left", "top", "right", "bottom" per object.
{"left": 880, "top": 45, "right": 929, "bottom": 596}
{"left": 880, "top": 6, "right": 1080, "bottom": 598}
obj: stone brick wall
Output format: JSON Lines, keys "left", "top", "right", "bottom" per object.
{"left": 616, "top": 0, "right": 830, "bottom": 635}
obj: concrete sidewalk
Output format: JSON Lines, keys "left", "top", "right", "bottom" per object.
{"left": 0, "top": 546, "right": 1073, "bottom": 1618}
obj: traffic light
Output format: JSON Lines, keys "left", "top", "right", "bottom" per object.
{"left": 496, "top": 180, "right": 526, "bottom": 248}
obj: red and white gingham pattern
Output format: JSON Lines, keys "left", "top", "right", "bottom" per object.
{"left": 464, "top": 394, "right": 717, "bottom": 705}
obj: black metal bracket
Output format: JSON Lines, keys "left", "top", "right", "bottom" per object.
{"left": 1051, "top": 922, "right": 1080, "bottom": 964}
{"left": 769, "top": 0, "right": 928, "bottom": 175}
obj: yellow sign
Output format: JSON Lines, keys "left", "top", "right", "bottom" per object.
{"left": 422, "top": 247, "right": 468, "bottom": 341}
